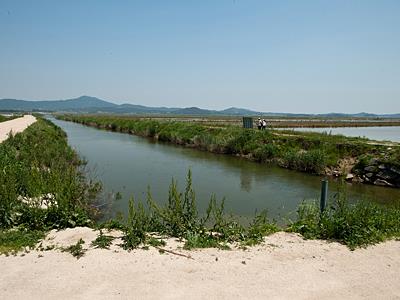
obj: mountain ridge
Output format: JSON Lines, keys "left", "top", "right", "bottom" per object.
{"left": 1, "top": 96, "right": 399, "bottom": 118}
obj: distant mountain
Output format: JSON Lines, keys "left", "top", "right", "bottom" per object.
{"left": 116, "top": 104, "right": 178, "bottom": 114}
{"left": 173, "top": 107, "right": 216, "bottom": 115}
{"left": 381, "top": 114, "right": 400, "bottom": 118}
{"left": 220, "top": 107, "right": 261, "bottom": 116}
{"left": 0, "top": 96, "right": 399, "bottom": 118}
{"left": 0, "top": 96, "right": 116, "bottom": 111}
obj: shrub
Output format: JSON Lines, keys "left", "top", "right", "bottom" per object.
{"left": 0, "top": 119, "right": 100, "bottom": 231}
{"left": 282, "top": 149, "right": 327, "bottom": 174}
{"left": 289, "top": 195, "right": 400, "bottom": 249}
{"left": 253, "top": 143, "right": 279, "bottom": 162}
{"left": 121, "top": 170, "right": 277, "bottom": 250}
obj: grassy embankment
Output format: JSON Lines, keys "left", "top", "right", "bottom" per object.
{"left": 1, "top": 117, "right": 399, "bottom": 256}
{"left": 0, "top": 118, "right": 101, "bottom": 254}
{"left": 57, "top": 115, "right": 400, "bottom": 176}
{"left": 0, "top": 115, "right": 19, "bottom": 123}
{"left": 100, "top": 115, "right": 400, "bottom": 128}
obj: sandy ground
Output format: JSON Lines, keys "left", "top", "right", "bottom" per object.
{"left": 0, "top": 115, "right": 37, "bottom": 143}
{"left": 1, "top": 228, "right": 399, "bottom": 300}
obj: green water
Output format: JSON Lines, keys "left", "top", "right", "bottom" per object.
{"left": 51, "top": 118, "right": 400, "bottom": 221}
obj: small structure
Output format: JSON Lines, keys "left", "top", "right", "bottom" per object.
{"left": 242, "top": 117, "right": 253, "bottom": 129}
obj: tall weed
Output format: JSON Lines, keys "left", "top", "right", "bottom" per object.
{"left": 289, "top": 189, "right": 400, "bottom": 249}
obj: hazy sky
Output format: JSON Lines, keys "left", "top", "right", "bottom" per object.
{"left": 1, "top": 1, "right": 399, "bottom": 113}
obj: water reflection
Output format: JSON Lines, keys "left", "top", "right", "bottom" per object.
{"left": 240, "top": 168, "right": 253, "bottom": 192}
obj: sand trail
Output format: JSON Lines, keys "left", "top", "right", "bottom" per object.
{"left": 0, "top": 228, "right": 399, "bottom": 299}
{"left": 0, "top": 115, "right": 37, "bottom": 143}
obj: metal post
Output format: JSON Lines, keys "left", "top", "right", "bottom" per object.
{"left": 320, "top": 179, "right": 328, "bottom": 213}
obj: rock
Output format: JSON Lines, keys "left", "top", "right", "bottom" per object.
{"left": 366, "top": 173, "right": 374, "bottom": 178}
{"left": 377, "top": 170, "right": 395, "bottom": 181}
{"left": 369, "top": 158, "right": 379, "bottom": 165}
{"left": 374, "top": 179, "right": 393, "bottom": 187}
{"left": 345, "top": 174, "right": 354, "bottom": 181}
{"left": 17, "top": 193, "right": 56, "bottom": 209}
{"left": 364, "top": 166, "right": 377, "bottom": 172}
{"left": 378, "top": 164, "right": 386, "bottom": 170}
{"left": 390, "top": 166, "right": 400, "bottom": 175}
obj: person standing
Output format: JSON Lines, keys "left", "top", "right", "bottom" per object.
{"left": 262, "top": 119, "right": 267, "bottom": 130}
{"left": 257, "top": 118, "right": 262, "bottom": 130}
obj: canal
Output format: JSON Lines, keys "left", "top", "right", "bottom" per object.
{"left": 51, "top": 118, "right": 400, "bottom": 222}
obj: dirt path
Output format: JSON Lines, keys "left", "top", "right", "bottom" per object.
{"left": 1, "top": 228, "right": 399, "bottom": 299}
{"left": 0, "top": 115, "right": 37, "bottom": 143}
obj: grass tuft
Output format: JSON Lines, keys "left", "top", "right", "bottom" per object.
{"left": 61, "top": 238, "right": 86, "bottom": 259}
{"left": 0, "top": 229, "right": 45, "bottom": 255}
{"left": 91, "top": 230, "right": 114, "bottom": 249}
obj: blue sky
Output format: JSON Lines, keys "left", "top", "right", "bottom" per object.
{"left": 0, "top": 0, "right": 399, "bottom": 113}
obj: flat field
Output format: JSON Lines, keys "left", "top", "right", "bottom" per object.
{"left": 96, "top": 115, "right": 400, "bottom": 128}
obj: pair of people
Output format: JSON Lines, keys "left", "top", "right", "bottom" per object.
{"left": 257, "top": 118, "right": 267, "bottom": 130}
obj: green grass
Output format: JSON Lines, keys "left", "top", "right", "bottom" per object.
{"left": 147, "top": 237, "right": 166, "bottom": 247}
{"left": 0, "top": 115, "right": 20, "bottom": 123}
{"left": 0, "top": 118, "right": 101, "bottom": 253}
{"left": 61, "top": 238, "right": 86, "bottom": 259}
{"left": 91, "top": 230, "right": 115, "bottom": 249}
{"left": 0, "top": 118, "right": 101, "bottom": 230}
{"left": 289, "top": 190, "right": 400, "bottom": 250}
{"left": 0, "top": 229, "right": 45, "bottom": 255}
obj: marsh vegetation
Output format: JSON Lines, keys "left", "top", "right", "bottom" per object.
{"left": 0, "top": 118, "right": 100, "bottom": 254}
